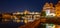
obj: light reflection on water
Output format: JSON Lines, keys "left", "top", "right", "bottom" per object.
{"left": 0, "top": 18, "right": 25, "bottom": 28}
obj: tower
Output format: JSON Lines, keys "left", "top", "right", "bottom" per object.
{"left": 55, "top": 1, "right": 60, "bottom": 17}
{"left": 23, "top": 10, "right": 30, "bottom": 14}
{"left": 43, "top": 2, "right": 50, "bottom": 11}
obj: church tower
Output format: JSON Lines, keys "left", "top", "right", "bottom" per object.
{"left": 55, "top": 1, "right": 60, "bottom": 17}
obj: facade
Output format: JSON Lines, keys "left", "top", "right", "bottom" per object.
{"left": 55, "top": 25, "right": 60, "bottom": 28}
{"left": 43, "top": 2, "right": 55, "bottom": 17}
{"left": 23, "top": 10, "right": 30, "bottom": 14}
{"left": 55, "top": 1, "right": 60, "bottom": 17}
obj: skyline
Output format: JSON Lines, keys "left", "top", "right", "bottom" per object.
{"left": 0, "top": 0, "right": 58, "bottom": 13}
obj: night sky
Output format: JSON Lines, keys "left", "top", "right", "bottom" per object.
{"left": 0, "top": 0, "right": 58, "bottom": 13}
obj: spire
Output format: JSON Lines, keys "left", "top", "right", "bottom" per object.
{"left": 24, "top": 10, "right": 29, "bottom": 14}
{"left": 24, "top": 10, "right": 29, "bottom": 12}
{"left": 50, "top": 3, "right": 53, "bottom": 7}
{"left": 57, "top": 1, "right": 60, "bottom": 4}
{"left": 58, "top": 1, "right": 60, "bottom": 3}
{"left": 56, "top": 1, "right": 60, "bottom": 7}
{"left": 44, "top": 2, "right": 50, "bottom": 7}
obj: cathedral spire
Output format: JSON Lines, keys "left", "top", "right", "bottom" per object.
{"left": 50, "top": 3, "right": 53, "bottom": 7}
{"left": 44, "top": 2, "right": 50, "bottom": 7}
{"left": 56, "top": 1, "right": 60, "bottom": 7}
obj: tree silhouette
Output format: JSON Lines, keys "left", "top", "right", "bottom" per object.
{"left": 41, "top": 11, "right": 46, "bottom": 17}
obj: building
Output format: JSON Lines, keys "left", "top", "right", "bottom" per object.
{"left": 43, "top": 2, "right": 55, "bottom": 17}
{"left": 23, "top": 10, "right": 30, "bottom": 14}
{"left": 43, "top": 2, "right": 50, "bottom": 11}
{"left": 13, "top": 12, "right": 23, "bottom": 15}
{"left": 55, "top": 25, "right": 60, "bottom": 28}
{"left": 55, "top": 1, "right": 60, "bottom": 17}
{"left": 12, "top": 10, "right": 41, "bottom": 23}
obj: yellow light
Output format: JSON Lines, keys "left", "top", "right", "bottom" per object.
{"left": 16, "top": 20, "right": 20, "bottom": 23}
{"left": 24, "top": 19, "right": 28, "bottom": 23}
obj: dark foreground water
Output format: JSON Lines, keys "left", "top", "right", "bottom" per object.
{"left": 0, "top": 22, "right": 25, "bottom": 28}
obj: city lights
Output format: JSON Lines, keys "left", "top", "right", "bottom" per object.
{"left": 1, "top": 0, "right": 60, "bottom": 28}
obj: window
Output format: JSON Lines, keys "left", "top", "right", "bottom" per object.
{"left": 57, "top": 13, "right": 59, "bottom": 14}
{"left": 57, "top": 9, "right": 60, "bottom": 11}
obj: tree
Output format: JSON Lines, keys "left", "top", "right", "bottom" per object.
{"left": 41, "top": 11, "right": 46, "bottom": 17}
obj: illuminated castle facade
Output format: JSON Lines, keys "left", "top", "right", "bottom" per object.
{"left": 55, "top": 1, "right": 60, "bottom": 17}
{"left": 43, "top": 2, "right": 55, "bottom": 17}
{"left": 43, "top": 1, "right": 60, "bottom": 17}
